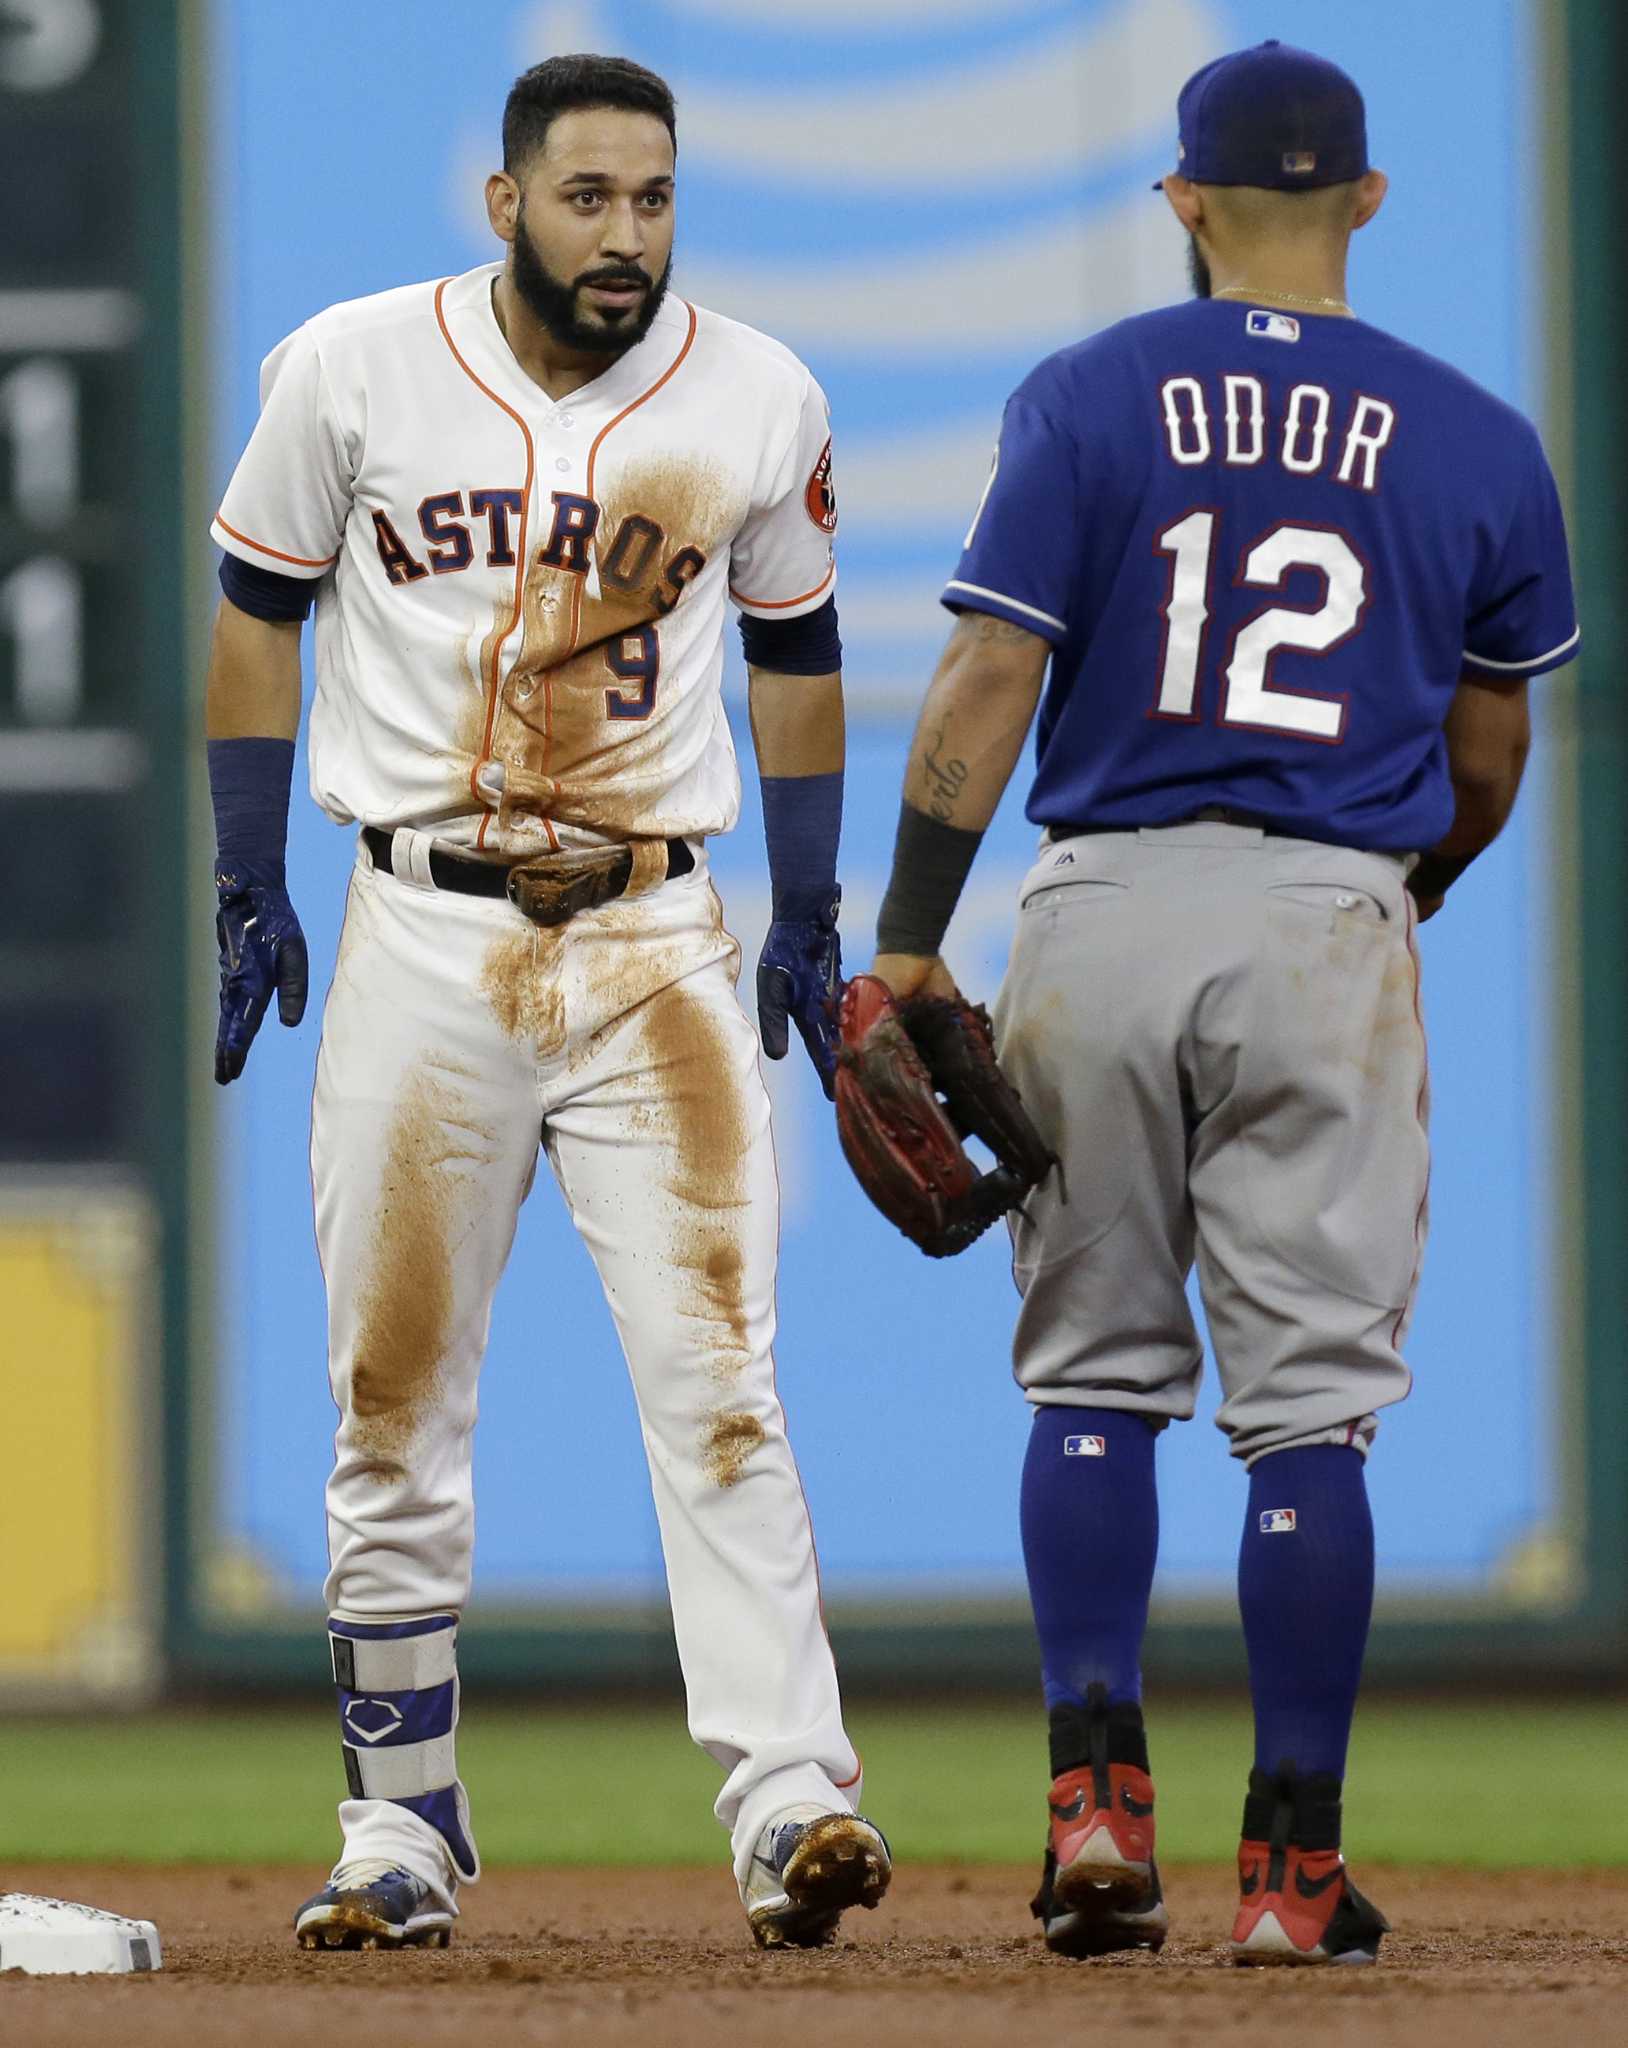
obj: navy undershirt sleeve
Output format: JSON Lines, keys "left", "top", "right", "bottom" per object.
{"left": 219, "top": 551, "right": 318, "bottom": 623}
{"left": 737, "top": 595, "right": 842, "bottom": 675}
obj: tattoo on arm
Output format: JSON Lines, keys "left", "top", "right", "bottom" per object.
{"left": 920, "top": 726, "right": 970, "bottom": 823}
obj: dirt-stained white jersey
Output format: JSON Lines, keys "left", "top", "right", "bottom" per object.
{"left": 212, "top": 264, "right": 839, "bottom": 851}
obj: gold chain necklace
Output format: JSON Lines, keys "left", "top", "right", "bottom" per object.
{"left": 1213, "top": 285, "right": 1353, "bottom": 314}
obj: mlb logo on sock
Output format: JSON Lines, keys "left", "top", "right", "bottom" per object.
{"left": 1260, "top": 1508, "right": 1297, "bottom": 1534}
{"left": 1064, "top": 1434, "right": 1106, "bottom": 1457}
{"left": 1246, "top": 308, "right": 1300, "bottom": 343}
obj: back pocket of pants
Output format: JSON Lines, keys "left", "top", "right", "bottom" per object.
{"left": 1020, "top": 874, "right": 1131, "bottom": 916}
{"left": 1265, "top": 879, "right": 1390, "bottom": 927}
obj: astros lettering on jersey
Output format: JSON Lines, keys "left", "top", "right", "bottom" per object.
{"left": 213, "top": 264, "right": 838, "bottom": 849}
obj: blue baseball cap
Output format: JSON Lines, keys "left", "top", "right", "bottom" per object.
{"left": 1156, "top": 40, "right": 1368, "bottom": 191}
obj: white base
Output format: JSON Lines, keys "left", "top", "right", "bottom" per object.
{"left": 0, "top": 1894, "right": 162, "bottom": 1974}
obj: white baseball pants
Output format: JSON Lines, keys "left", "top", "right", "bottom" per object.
{"left": 310, "top": 837, "right": 860, "bottom": 1899}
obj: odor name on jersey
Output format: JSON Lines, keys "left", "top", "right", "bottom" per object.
{"left": 949, "top": 298, "right": 1578, "bottom": 852}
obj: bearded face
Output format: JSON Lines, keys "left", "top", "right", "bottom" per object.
{"left": 510, "top": 195, "right": 674, "bottom": 356}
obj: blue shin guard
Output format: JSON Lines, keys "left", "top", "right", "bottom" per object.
{"left": 328, "top": 1613, "right": 479, "bottom": 1881}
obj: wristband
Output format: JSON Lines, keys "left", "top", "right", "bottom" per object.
{"left": 875, "top": 800, "right": 984, "bottom": 957}
{"left": 760, "top": 769, "right": 842, "bottom": 920}
{"left": 208, "top": 736, "right": 296, "bottom": 884}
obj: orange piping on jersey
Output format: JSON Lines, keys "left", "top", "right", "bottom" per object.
{"left": 728, "top": 561, "right": 836, "bottom": 612}
{"left": 540, "top": 301, "right": 702, "bottom": 802}
{"left": 431, "top": 277, "right": 554, "bottom": 851}
{"left": 582, "top": 300, "right": 700, "bottom": 526}
{"left": 214, "top": 515, "right": 338, "bottom": 570}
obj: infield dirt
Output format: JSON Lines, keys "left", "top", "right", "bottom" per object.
{"left": 2, "top": 1862, "right": 1623, "bottom": 2046}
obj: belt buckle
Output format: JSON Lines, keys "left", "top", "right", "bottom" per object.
{"left": 505, "top": 843, "right": 634, "bottom": 928}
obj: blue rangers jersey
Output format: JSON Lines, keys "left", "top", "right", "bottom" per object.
{"left": 947, "top": 300, "right": 1579, "bottom": 852}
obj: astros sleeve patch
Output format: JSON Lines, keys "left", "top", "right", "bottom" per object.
{"left": 804, "top": 437, "right": 837, "bottom": 535}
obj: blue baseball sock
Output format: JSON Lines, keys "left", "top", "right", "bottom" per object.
{"left": 1238, "top": 1445, "right": 1374, "bottom": 1781}
{"left": 1020, "top": 1406, "right": 1160, "bottom": 1712}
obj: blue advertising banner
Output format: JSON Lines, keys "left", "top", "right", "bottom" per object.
{"left": 207, "top": 0, "right": 1559, "bottom": 1618}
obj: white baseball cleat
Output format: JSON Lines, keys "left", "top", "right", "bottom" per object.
{"left": 0, "top": 1893, "right": 162, "bottom": 1974}
{"left": 743, "top": 1806, "right": 892, "bottom": 1949}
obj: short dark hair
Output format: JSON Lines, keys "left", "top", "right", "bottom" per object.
{"left": 502, "top": 54, "right": 677, "bottom": 172}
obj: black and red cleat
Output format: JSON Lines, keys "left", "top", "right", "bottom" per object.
{"left": 1229, "top": 1766, "right": 1388, "bottom": 1966}
{"left": 1030, "top": 1685, "right": 1168, "bottom": 1957}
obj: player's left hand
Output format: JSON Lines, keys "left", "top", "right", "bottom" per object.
{"left": 214, "top": 858, "right": 309, "bottom": 1086}
{"left": 871, "top": 952, "right": 962, "bottom": 1004}
{"left": 834, "top": 972, "right": 1055, "bottom": 1257}
{"left": 756, "top": 889, "right": 843, "bottom": 1098}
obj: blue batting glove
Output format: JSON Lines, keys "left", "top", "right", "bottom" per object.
{"left": 756, "top": 887, "right": 843, "bottom": 1099}
{"left": 214, "top": 856, "right": 309, "bottom": 1086}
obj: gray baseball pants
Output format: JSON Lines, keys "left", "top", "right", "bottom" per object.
{"left": 992, "top": 820, "right": 1429, "bottom": 1466}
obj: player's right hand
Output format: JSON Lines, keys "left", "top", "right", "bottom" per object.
{"left": 213, "top": 858, "right": 309, "bottom": 1085}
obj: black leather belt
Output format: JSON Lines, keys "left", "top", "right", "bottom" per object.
{"left": 1053, "top": 805, "right": 1274, "bottom": 840}
{"left": 361, "top": 826, "right": 694, "bottom": 899}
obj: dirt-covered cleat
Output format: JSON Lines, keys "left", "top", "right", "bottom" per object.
{"left": 1229, "top": 1766, "right": 1389, "bottom": 1966}
{"left": 293, "top": 1861, "right": 453, "bottom": 1952}
{"left": 1032, "top": 1843, "right": 1169, "bottom": 1958}
{"left": 744, "top": 1808, "right": 892, "bottom": 1949}
{"left": 1031, "top": 1684, "right": 1168, "bottom": 1957}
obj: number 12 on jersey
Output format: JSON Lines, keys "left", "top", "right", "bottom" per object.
{"left": 1154, "top": 513, "right": 1367, "bottom": 742}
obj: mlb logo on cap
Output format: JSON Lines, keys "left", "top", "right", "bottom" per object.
{"left": 1064, "top": 1434, "right": 1107, "bottom": 1457}
{"left": 1246, "top": 308, "right": 1300, "bottom": 343}
{"left": 1260, "top": 1508, "right": 1297, "bottom": 1534}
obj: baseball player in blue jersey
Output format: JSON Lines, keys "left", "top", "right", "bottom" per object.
{"left": 860, "top": 42, "right": 1578, "bottom": 1965}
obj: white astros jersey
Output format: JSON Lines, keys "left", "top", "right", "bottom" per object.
{"left": 212, "top": 262, "right": 839, "bottom": 852}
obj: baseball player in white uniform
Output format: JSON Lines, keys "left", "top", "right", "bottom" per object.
{"left": 204, "top": 54, "right": 889, "bottom": 1953}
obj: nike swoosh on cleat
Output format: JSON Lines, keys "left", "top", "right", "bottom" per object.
{"left": 1295, "top": 1866, "right": 1344, "bottom": 1900}
{"left": 1121, "top": 1792, "right": 1153, "bottom": 1817}
{"left": 1048, "top": 1790, "right": 1088, "bottom": 1821}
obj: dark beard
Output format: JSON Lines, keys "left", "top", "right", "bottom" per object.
{"left": 1187, "top": 235, "right": 1212, "bottom": 299}
{"left": 510, "top": 209, "right": 672, "bottom": 357}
